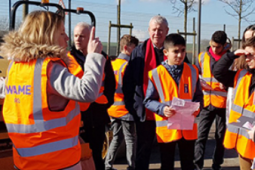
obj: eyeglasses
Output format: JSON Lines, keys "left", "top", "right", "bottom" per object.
{"left": 245, "top": 53, "right": 255, "bottom": 58}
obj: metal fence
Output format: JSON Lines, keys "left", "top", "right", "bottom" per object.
{"left": 0, "top": 0, "right": 253, "bottom": 56}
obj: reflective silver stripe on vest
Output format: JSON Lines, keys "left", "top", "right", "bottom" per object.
{"left": 230, "top": 70, "right": 248, "bottom": 116}
{"left": 227, "top": 124, "right": 250, "bottom": 139}
{"left": 5, "top": 61, "right": 13, "bottom": 88}
{"left": 239, "top": 128, "right": 250, "bottom": 138}
{"left": 227, "top": 123, "right": 239, "bottom": 133}
{"left": 200, "top": 52, "right": 205, "bottom": 75}
{"left": 115, "top": 62, "right": 127, "bottom": 94}
{"left": 112, "top": 101, "right": 125, "bottom": 106}
{"left": 232, "top": 103, "right": 255, "bottom": 118}
{"left": 228, "top": 69, "right": 250, "bottom": 139}
{"left": 152, "top": 67, "right": 168, "bottom": 127}
{"left": 243, "top": 109, "right": 255, "bottom": 118}
{"left": 5, "top": 59, "right": 80, "bottom": 133}
{"left": 231, "top": 103, "right": 243, "bottom": 114}
{"left": 6, "top": 104, "right": 80, "bottom": 133}
{"left": 156, "top": 120, "right": 168, "bottom": 127}
{"left": 201, "top": 77, "right": 218, "bottom": 83}
{"left": 233, "top": 70, "right": 248, "bottom": 100}
{"left": 203, "top": 90, "right": 227, "bottom": 97}
{"left": 7, "top": 61, "right": 13, "bottom": 73}
{"left": 14, "top": 135, "right": 79, "bottom": 157}
{"left": 187, "top": 63, "right": 197, "bottom": 99}
{"left": 152, "top": 68, "right": 165, "bottom": 103}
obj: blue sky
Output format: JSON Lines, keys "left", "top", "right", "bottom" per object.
{"left": 115, "top": 0, "right": 255, "bottom": 25}
{"left": 64, "top": 0, "right": 255, "bottom": 42}
{"left": 4, "top": 0, "right": 255, "bottom": 43}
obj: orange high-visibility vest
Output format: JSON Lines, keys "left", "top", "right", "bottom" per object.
{"left": 148, "top": 63, "right": 199, "bottom": 143}
{"left": 198, "top": 52, "right": 227, "bottom": 108}
{"left": 67, "top": 52, "right": 108, "bottom": 107}
{"left": 67, "top": 52, "right": 90, "bottom": 111}
{"left": 107, "top": 56, "right": 128, "bottom": 118}
{"left": 223, "top": 69, "right": 255, "bottom": 159}
{"left": 3, "top": 58, "right": 81, "bottom": 170}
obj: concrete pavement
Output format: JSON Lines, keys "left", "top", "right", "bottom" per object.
{"left": 0, "top": 122, "right": 241, "bottom": 170}
{"left": 113, "top": 123, "right": 240, "bottom": 170}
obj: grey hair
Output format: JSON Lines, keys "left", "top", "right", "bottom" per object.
{"left": 75, "top": 22, "right": 92, "bottom": 31}
{"left": 149, "top": 15, "right": 168, "bottom": 27}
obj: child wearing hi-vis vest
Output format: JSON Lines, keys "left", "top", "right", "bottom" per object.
{"left": 144, "top": 33, "right": 203, "bottom": 170}
{"left": 213, "top": 36, "right": 255, "bottom": 170}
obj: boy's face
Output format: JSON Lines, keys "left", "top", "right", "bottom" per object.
{"left": 210, "top": 41, "right": 224, "bottom": 55}
{"left": 163, "top": 45, "right": 186, "bottom": 65}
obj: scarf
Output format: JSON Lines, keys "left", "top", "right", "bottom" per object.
{"left": 209, "top": 47, "right": 226, "bottom": 62}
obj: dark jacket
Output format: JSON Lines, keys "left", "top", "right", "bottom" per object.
{"left": 213, "top": 51, "right": 255, "bottom": 96}
{"left": 123, "top": 39, "right": 191, "bottom": 122}
{"left": 123, "top": 39, "right": 164, "bottom": 122}
{"left": 70, "top": 47, "right": 115, "bottom": 128}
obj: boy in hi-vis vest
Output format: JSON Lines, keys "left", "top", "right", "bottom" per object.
{"left": 144, "top": 34, "right": 203, "bottom": 170}
{"left": 194, "top": 31, "right": 230, "bottom": 170}
{"left": 105, "top": 34, "right": 139, "bottom": 170}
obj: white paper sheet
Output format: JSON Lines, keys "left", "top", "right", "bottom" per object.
{"left": 167, "top": 97, "right": 200, "bottom": 130}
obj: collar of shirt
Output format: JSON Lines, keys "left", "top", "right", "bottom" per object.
{"left": 162, "top": 61, "right": 184, "bottom": 85}
{"left": 153, "top": 43, "right": 164, "bottom": 50}
{"left": 118, "top": 53, "right": 130, "bottom": 61}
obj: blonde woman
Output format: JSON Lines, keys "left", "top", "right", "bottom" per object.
{"left": 1, "top": 11, "right": 105, "bottom": 170}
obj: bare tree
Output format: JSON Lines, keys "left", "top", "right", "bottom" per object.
{"left": 170, "top": 0, "right": 197, "bottom": 41}
{"left": 219, "top": 0, "right": 255, "bottom": 47}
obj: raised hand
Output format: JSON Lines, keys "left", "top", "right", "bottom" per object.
{"left": 87, "top": 26, "right": 103, "bottom": 54}
{"left": 234, "top": 49, "right": 250, "bottom": 57}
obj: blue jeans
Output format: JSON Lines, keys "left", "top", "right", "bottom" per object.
{"left": 105, "top": 118, "right": 136, "bottom": 170}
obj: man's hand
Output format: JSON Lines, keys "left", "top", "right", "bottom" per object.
{"left": 87, "top": 27, "right": 103, "bottom": 54}
{"left": 219, "top": 83, "right": 226, "bottom": 90}
{"left": 80, "top": 143, "right": 92, "bottom": 160}
{"left": 200, "top": 79, "right": 213, "bottom": 90}
{"left": 163, "top": 106, "right": 176, "bottom": 118}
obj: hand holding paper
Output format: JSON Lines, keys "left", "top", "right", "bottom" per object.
{"left": 163, "top": 106, "right": 176, "bottom": 118}
{"left": 170, "top": 97, "right": 200, "bottom": 115}
{"left": 167, "top": 97, "right": 200, "bottom": 130}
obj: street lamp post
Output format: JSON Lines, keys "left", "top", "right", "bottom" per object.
{"left": 197, "top": 0, "right": 201, "bottom": 56}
